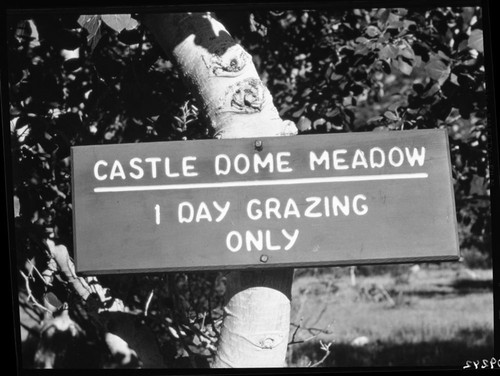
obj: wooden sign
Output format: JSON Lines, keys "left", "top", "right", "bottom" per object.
{"left": 71, "top": 129, "right": 459, "bottom": 274}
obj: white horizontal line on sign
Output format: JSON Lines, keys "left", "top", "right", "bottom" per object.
{"left": 93, "top": 172, "right": 429, "bottom": 193}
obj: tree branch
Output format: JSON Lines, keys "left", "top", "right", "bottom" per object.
{"left": 20, "top": 270, "right": 53, "bottom": 314}
{"left": 309, "top": 340, "right": 333, "bottom": 368}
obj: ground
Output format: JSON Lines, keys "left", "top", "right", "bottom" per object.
{"left": 286, "top": 263, "right": 494, "bottom": 368}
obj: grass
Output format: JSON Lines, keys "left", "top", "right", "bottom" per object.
{"left": 286, "top": 265, "right": 494, "bottom": 368}
{"left": 289, "top": 334, "right": 494, "bottom": 368}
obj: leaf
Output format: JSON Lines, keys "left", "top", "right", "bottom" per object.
{"left": 377, "top": 9, "right": 390, "bottom": 26}
{"left": 366, "top": 26, "right": 381, "bottom": 38}
{"left": 354, "top": 44, "right": 370, "bottom": 56}
{"left": 125, "top": 18, "right": 139, "bottom": 31}
{"left": 379, "top": 11, "right": 400, "bottom": 29}
{"left": 388, "top": 102, "right": 401, "bottom": 112}
{"left": 313, "top": 118, "right": 326, "bottom": 129}
{"left": 423, "top": 83, "right": 441, "bottom": 98}
{"left": 61, "top": 47, "right": 80, "bottom": 61}
{"left": 13, "top": 117, "right": 31, "bottom": 143}
{"left": 27, "top": 20, "right": 40, "bottom": 48}
{"left": 413, "top": 55, "right": 422, "bottom": 68}
{"left": 394, "top": 8, "right": 408, "bottom": 17}
{"left": 301, "top": 88, "right": 313, "bottom": 98}
{"left": 388, "top": 20, "right": 404, "bottom": 29}
{"left": 78, "top": 14, "right": 100, "bottom": 34}
{"left": 44, "top": 292, "right": 63, "bottom": 310}
{"left": 101, "top": 14, "right": 136, "bottom": 33}
{"left": 468, "top": 29, "right": 484, "bottom": 53}
{"left": 104, "top": 129, "right": 116, "bottom": 140}
{"left": 384, "top": 111, "right": 399, "bottom": 121}
{"left": 458, "top": 39, "right": 469, "bottom": 52}
{"left": 326, "top": 108, "right": 340, "bottom": 118}
{"left": 425, "top": 56, "right": 450, "bottom": 85}
{"left": 78, "top": 15, "right": 103, "bottom": 51}
{"left": 388, "top": 120, "right": 403, "bottom": 130}
{"left": 342, "top": 96, "right": 353, "bottom": 107}
{"left": 297, "top": 116, "right": 312, "bottom": 132}
{"left": 379, "top": 45, "right": 398, "bottom": 60}
{"left": 278, "top": 104, "right": 292, "bottom": 117}
{"left": 437, "top": 50, "right": 451, "bottom": 62}
{"left": 396, "top": 58, "right": 413, "bottom": 76}
{"left": 449, "top": 73, "right": 459, "bottom": 86}
{"left": 398, "top": 46, "right": 415, "bottom": 61}
{"left": 330, "top": 73, "right": 344, "bottom": 81}
{"left": 292, "top": 104, "right": 307, "bottom": 118}
{"left": 10, "top": 117, "right": 19, "bottom": 133}
{"left": 249, "top": 13, "right": 268, "bottom": 37}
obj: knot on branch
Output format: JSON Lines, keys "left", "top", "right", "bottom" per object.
{"left": 218, "top": 78, "right": 265, "bottom": 115}
{"left": 259, "top": 337, "right": 275, "bottom": 349}
{"left": 203, "top": 44, "right": 251, "bottom": 77}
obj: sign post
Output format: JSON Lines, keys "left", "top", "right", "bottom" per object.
{"left": 71, "top": 129, "right": 459, "bottom": 274}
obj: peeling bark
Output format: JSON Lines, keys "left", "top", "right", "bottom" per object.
{"left": 142, "top": 12, "right": 297, "bottom": 368}
{"left": 46, "top": 239, "right": 92, "bottom": 300}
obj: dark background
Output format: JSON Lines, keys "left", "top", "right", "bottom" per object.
{"left": 2, "top": 0, "right": 498, "bottom": 372}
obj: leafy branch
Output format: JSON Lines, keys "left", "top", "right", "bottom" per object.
{"left": 78, "top": 14, "right": 139, "bottom": 51}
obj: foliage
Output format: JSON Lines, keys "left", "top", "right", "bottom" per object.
{"left": 235, "top": 8, "right": 489, "bottom": 190}
{"left": 6, "top": 5, "right": 491, "bottom": 368}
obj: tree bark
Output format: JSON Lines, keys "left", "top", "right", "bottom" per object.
{"left": 142, "top": 12, "right": 297, "bottom": 367}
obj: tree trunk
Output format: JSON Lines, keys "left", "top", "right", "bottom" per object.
{"left": 142, "top": 12, "right": 297, "bottom": 367}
